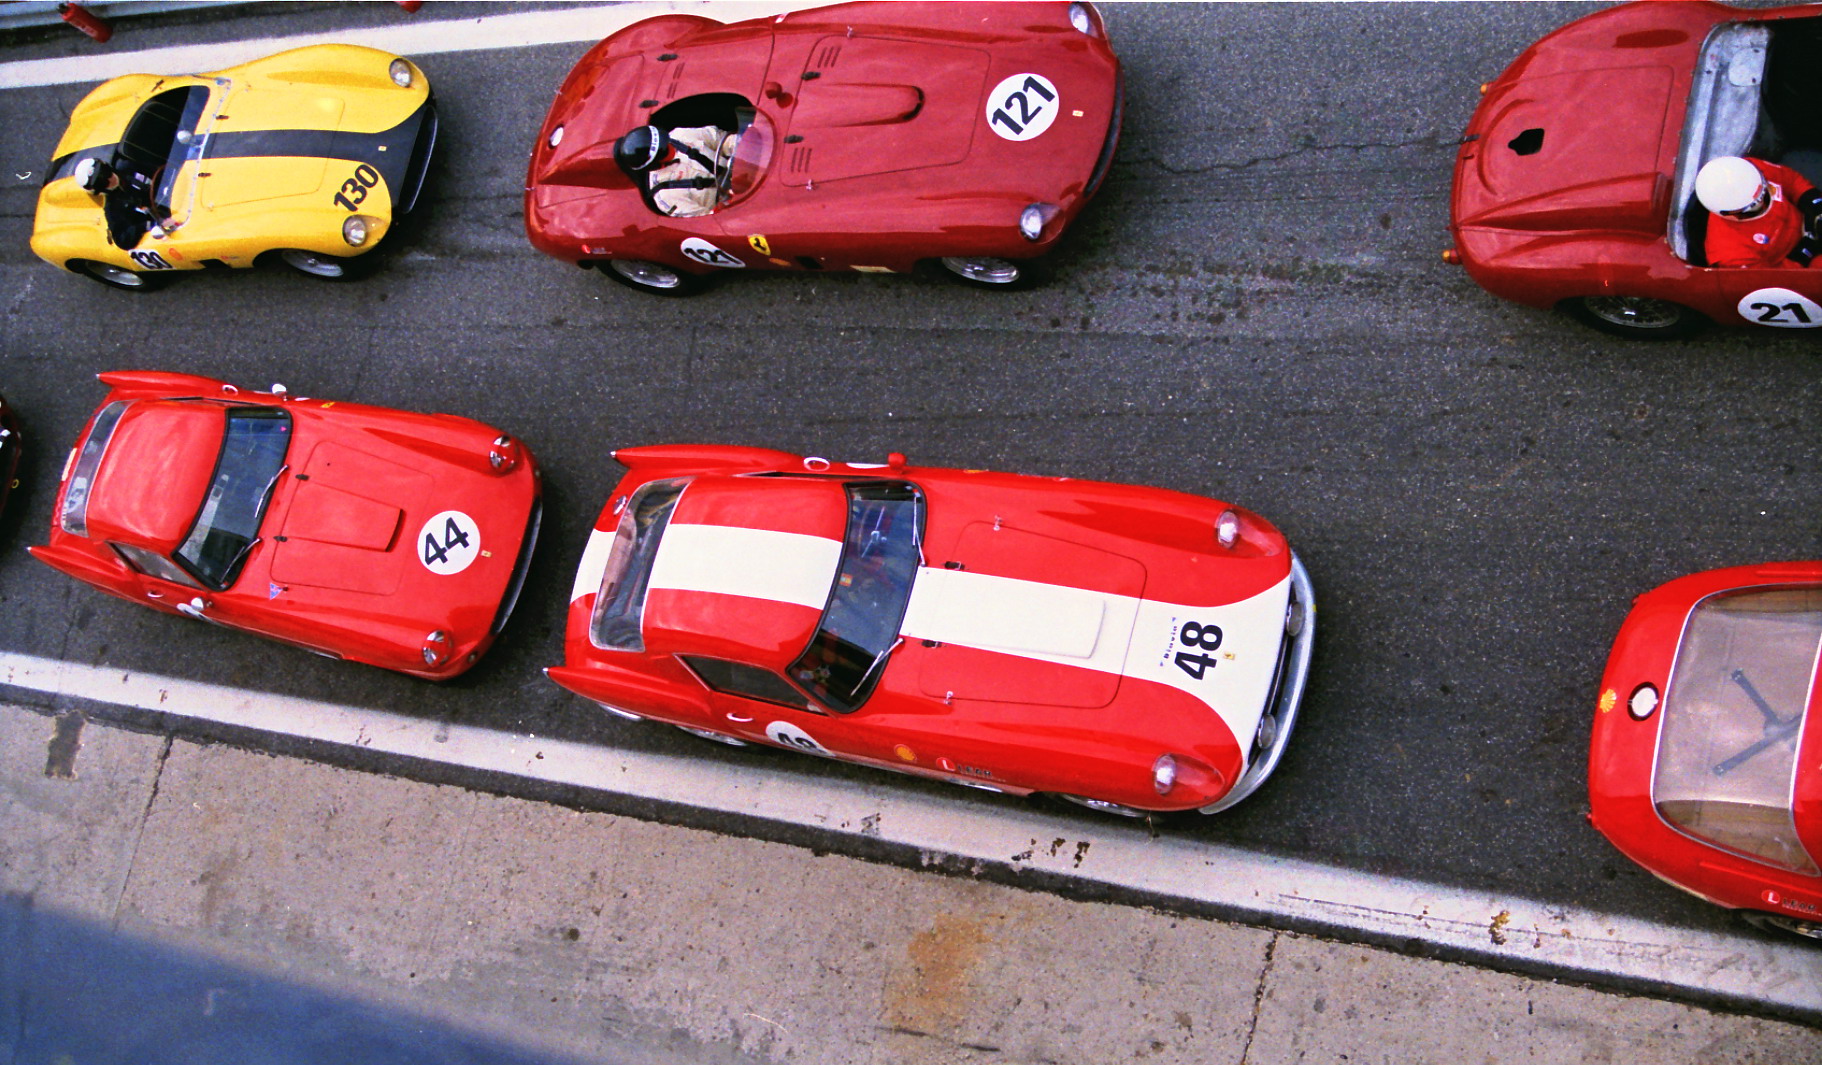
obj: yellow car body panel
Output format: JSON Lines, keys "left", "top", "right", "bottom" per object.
{"left": 31, "top": 44, "right": 434, "bottom": 283}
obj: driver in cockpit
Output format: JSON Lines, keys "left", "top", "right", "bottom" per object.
{"left": 74, "top": 157, "right": 159, "bottom": 245}
{"left": 613, "top": 124, "right": 730, "bottom": 219}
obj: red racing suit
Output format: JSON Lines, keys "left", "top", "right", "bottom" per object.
{"left": 1705, "top": 159, "right": 1822, "bottom": 269}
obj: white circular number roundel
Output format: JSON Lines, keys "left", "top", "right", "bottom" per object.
{"left": 985, "top": 72, "right": 1060, "bottom": 142}
{"left": 418, "top": 510, "right": 481, "bottom": 575}
{"left": 765, "top": 721, "right": 832, "bottom": 756}
{"left": 679, "top": 237, "right": 746, "bottom": 269}
{"left": 1737, "top": 287, "right": 1822, "bottom": 328}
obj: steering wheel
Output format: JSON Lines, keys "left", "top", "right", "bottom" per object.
{"left": 713, "top": 131, "right": 739, "bottom": 202}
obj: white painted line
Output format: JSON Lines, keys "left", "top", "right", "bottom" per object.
{"left": 0, "top": 1, "right": 845, "bottom": 91}
{"left": 2, "top": 649, "right": 1818, "bottom": 1015}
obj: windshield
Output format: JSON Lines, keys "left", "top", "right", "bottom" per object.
{"left": 112, "top": 84, "right": 213, "bottom": 234}
{"left": 789, "top": 482, "right": 923, "bottom": 713}
{"left": 175, "top": 407, "right": 291, "bottom": 590}
{"left": 719, "top": 108, "right": 772, "bottom": 208}
{"left": 590, "top": 478, "right": 687, "bottom": 652}
{"left": 1653, "top": 586, "right": 1821, "bottom": 874}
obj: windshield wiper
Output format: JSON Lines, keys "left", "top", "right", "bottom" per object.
{"left": 219, "top": 536, "right": 261, "bottom": 584}
{"left": 256, "top": 463, "right": 288, "bottom": 514}
{"left": 855, "top": 637, "right": 903, "bottom": 692}
{"left": 1713, "top": 669, "right": 1802, "bottom": 776}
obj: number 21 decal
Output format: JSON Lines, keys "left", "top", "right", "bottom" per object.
{"left": 1173, "top": 621, "right": 1224, "bottom": 681}
{"left": 1738, "top": 287, "right": 1822, "bottom": 328}
{"left": 417, "top": 510, "right": 481, "bottom": 575}
{"left": 985, "top": 72, "right": 1060, "bottom": 142}
{"left": 332, "top": 163, "right": 382, "bottom": 212}
{"left": 128, "top": 250, "right": 172, "bottom": 270}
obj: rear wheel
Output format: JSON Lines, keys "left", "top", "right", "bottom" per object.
{"left": 71, "top": 259, "right": 164, "bottom": 292}
{"left": 1739, "top": 910, "right": 1822, "bottom": 942}
{"left": 1560, "top": 295, "right": 1705, "bottom": 339}
{"left": 598, "top": 259, "right": 704, "bottom": 297}
{"left": 935, "top": 256, "right": 1043, "bottom": 290}
{"left": 1040, "top": 792, "right": 1152, "bottom": 819}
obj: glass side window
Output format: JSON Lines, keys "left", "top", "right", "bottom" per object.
{"left": 1653, "top": 586, "right": 1822, "bottom": 874}
{"left": 175, "top": 407, "right": 291, "bottom": 590}
{"left": 111, "top": 542, "right": 202, "bottom": 589}
{"left": 590, "top": 478, "right": 688, "bottom": 652}
{"left": 60, "top": 401, "right": 129, "bottom": 537}
{"left": 680, "top": 655, "right": 810, "bottom": 711}
{"left": 789, "top": 481, "right": 923, "bottom": 713}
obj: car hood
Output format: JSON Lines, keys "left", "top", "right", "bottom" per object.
{"left": 1455, "top": 65, "right": 1675, "bottom": 234}
{"left": 266, "top": 440, "right": 430, "bottom": 596}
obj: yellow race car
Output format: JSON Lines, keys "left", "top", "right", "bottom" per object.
{"left": 32, "top": 43, "right": 437, "bottom": 291}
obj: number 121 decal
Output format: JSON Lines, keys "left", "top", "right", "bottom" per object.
{"left": 985, "top": 72, "right": 1060, "bottom": 142}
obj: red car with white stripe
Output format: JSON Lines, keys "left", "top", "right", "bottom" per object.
{"left": 1591, "top": 564, "right": 1822, "bottom": 941}
{"left": 548, "top": 446, "right": 1314, "bottom": 816}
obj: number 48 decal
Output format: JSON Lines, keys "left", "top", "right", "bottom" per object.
{"left": 417, "top": 510, "right": 481, "bottom": 575}
{"left": 1173, "top": 621, "right": 1224, "bottom": 681}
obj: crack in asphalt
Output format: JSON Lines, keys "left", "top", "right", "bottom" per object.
{"left": 1128, "top": 133, "right": 1450, "bottom": 177}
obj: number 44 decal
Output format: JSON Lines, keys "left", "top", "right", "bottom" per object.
{"left": 417, "top": 510, "right": 482, "bottom": 575}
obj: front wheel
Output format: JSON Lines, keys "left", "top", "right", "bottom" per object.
{"left": 1739, "top": 910, "right": 1822, "bottom": 942}
{"left": 70, "top": 259, "right": 166, "bottom": 292}
{"left": 1559, "top": 295, "right": 1706, "bottom": 339}
{"left": 597, "top": 259, "right": 704, "bottom": 297}
{"left": 1038, "top": 792, "right": 1153, "bottom": 820}
{"left": 275, "top": 248, "right": 363, "bottom": 280}
{"left": 933, "top": 256, "right": 1044, "bottom": 290}
{"left": 675, "top": 724, "right": 749, "bottom": 747}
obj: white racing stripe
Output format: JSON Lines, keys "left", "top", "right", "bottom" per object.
{"left": 0, "top": 1, "right": 847, "bottom": 91}
{"left": 0, "top": 650, "right": 1816, "bottom": 1016}
{"left": 648, "top": 524, "right": 839, "bottom": 609}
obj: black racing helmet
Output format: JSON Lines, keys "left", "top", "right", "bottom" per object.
{"left": 614, "top": 125, "right": 670, "bottom": 174}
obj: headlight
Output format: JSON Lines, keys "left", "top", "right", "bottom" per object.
{"left": 422, "top": 630, "right": 449, "bottom": 666}
{"left": 1628, "top": 683, "right": 1660, "bottom": 720}
{"left": 1019, "top": 203, "right": 1054, "bottom": 241}
{"left": 1152, "top": 754, "right": 1178, "bottom": 795}
{"left": 389, "top": 59, "right": 414, "bottom": 88}
{"left": 548, "top": 124, "right": 565, "bottom": 149}
{"left": 1068, "top": 2, "right": 1102, "bottom": 36}
{"left": 342, "top": 215, "right": 370, "bottom": 246}
{"left": 1215, "top": 509, "right": 1241, "bottom": 549}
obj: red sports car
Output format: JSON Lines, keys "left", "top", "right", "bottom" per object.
{"left": 32, "top": 372, "right": 541, "bottom": 679}
{"left": 524, "top": 1, "right": 1121, "bottom": 295}
{"left": 547, "top": 446, "right": 1314, "bottom": 817}
{"left": 1591, "top": 563, "right": 1822, "bottom": 941}
{"left": 1448, "top": 2, "right": 1822, "bottom": 337}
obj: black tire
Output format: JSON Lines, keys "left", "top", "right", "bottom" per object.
{"left": 1034, "top": 792, "right": 1159, "bottom": 821}
{"left": 929, "top": 255, "right": 1047, "bottom": 290}
{"left": 1739, "top": 909, "right": 1822, "bottom": 942}
{"left": 69, "top": 259, "right": 167, "bottom": 292}
{"left": 272, "top": 248, "right": 370, "bottom": 281}
{"left": 596, "top": 259, "right": 706, "bottom": 297}
{"left": 674, "top": 724, "right": 750, "bottom": 748}
{"left": 1559, "top": 295, "right": 1707, "bottom": 339}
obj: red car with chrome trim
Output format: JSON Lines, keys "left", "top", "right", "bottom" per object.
{"left": 1591, "top": 563, "right": 1822, "bottom": 941}
{"left": 31, "top": 372, "right": 541, "bottom": 679}
{"left": 1448, "top": 1, "right": 1822, "bottom": 337}
{"left": 547, "top": 446, "right": 1314, "bottom": 817}
{"left": 524, "top": 1, "right": 1121, "bottom": 295}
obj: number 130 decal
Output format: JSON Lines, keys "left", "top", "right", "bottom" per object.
{"left": 1738, "top": 287, "right": 1822, "bottom": 328}
{"left": 986, "top": 72, "right": 1059, "bottom": 142}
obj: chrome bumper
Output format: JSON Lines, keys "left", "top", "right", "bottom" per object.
{"left": 1199, "top": 553, "right": 1315, "bottom": 814}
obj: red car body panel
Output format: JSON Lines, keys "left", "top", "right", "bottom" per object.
{"left": 549, "top": 446, "right": 1315, "bottom": 815}
{"left": 1590, "top": 563, "right": 1822, "bottom": 924}
{"left": 1450, "top": 1, "right": 1822, "bottom": 329}
{"left": 525, "top": 1, "right": 1121, "bottom": 277}
{"left": 31, "top": 372, "right": 541, "bottom": 679}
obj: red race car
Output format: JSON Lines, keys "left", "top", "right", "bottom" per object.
{"left": 1448, "top": 2, "right": 1822, "bottom": 338}
{"left": 1591, "top": 563, "right": 1822, "bottom": 941}
{"left": 32, "top": 372, "right": 541, "bottom": 679}
{"left": 547, "top": 446, "right": 1314, "bottom": 817}
{"left": 524, "top": 1, "right": 1121, "bottom": 295}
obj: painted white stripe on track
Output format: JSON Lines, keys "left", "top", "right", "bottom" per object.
{"left": 0, "top": 1, "right": 844, "bottom": 91}
{"left": 1, "top": 649, "right": 1817, "bottom": 1015}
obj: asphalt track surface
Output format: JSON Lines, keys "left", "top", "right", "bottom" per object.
{"left": 1, "top": 0, "right": 1819, "bottom": 980}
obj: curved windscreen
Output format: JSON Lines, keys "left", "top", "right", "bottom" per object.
{"left": 175, "top": 408, "right": 291, "bottom": 590}
{"left": 60, "top": 401, "right": 129, "bottom": 537}
{"left": 1653, "top": 586, "right": 1821, "bottom": 874}
{"left": 590, "top": 478, "right": 687, "bottom": 652}
{"left": 789, "top": 482, "right": 922, "bottom": 713}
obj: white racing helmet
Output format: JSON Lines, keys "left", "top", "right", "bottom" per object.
{"left": 73, "top": 156, "right": 111, "bottom": 193}
{"left": 1695, "top": 155, "right": 1766, "bottom": 214}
